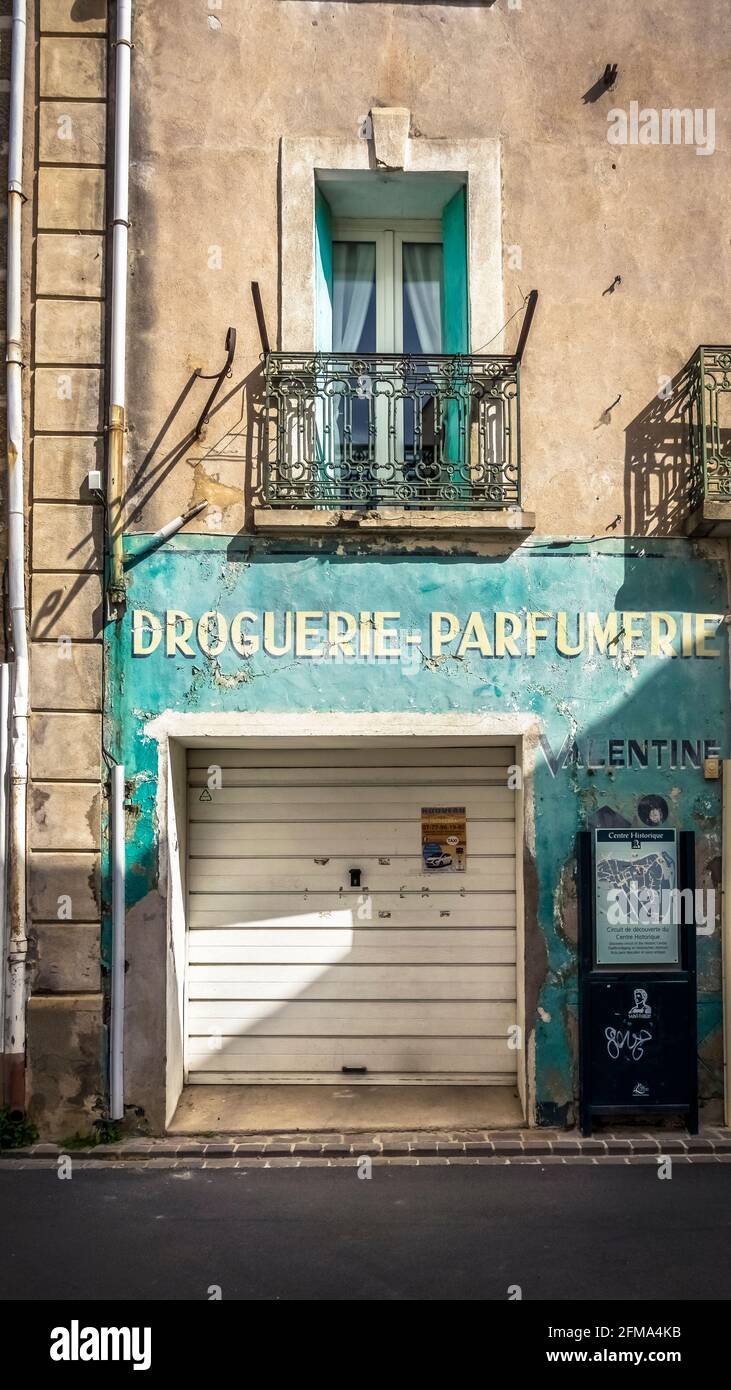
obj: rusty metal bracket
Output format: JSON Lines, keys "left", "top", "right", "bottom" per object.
{"left": 194, "top": 326, "right": 237, "bottom": 439}
{"left": 515, "top": 289, "right": 539, "bottom": 363}
{"left": 251, "top": 280, "right": 271, "bottom": 358}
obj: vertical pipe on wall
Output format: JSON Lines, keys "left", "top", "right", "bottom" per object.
{"left": 724, "top": 549, "right": 731, "bottom": 1126}
{"left": 723, "top": 759, "right": 731, "bottom": 1127}
{"left": 107, "top": 0, "right": 133, "bottom": 613}
{"left": 0, "top": 665, "right": 13, "bottom": 1060}
{"left": 110, "top": 763, "right": 126, "bottom": 1120}
{"left": 4, "top": 0, "right": 28, "bottom": 1113}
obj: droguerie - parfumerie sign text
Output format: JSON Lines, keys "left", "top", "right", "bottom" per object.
{"left": 131, "top": 608, "right": 724, "bottom": 661}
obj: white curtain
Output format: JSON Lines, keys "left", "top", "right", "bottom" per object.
{"left": 332, "top": 242, "right": 375, "bottom": 351}
{"left": 403, "top": 242, "right": 442, "bottom": 353}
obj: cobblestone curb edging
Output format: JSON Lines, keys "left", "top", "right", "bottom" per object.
{"left": 3, "top": 1127, "right": 730, "bottom": 1163}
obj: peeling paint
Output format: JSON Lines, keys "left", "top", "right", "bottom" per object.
{"left": 189, "top": 461, "right": 241, "bottom": 517}
{"left": 106, "top": 534, "right": 730, "bottom": 1124}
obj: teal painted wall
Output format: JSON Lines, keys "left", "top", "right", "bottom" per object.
{"left": 106, "top": 536, "right": 729, "bottom": 1124}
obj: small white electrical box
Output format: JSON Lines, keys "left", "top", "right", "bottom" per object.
{"left": 87, "top": 469, "right": 102, "bottom": 492}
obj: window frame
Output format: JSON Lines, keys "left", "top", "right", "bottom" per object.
{"left": 332, "top": 217, "right": 443, "bottom": 354}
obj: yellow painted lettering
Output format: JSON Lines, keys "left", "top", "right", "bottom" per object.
{"left": 556, "top": 611, "right": 585, "bottom": 657}
{"left": 695, "top": 613, "right": 722, "bottom": 656}
{"left": 495, "top": 612, "right": 522, "bottom": 657}
{"left": 431, "top": 612, "right": 460, "bottom": 658}
{"left": 456, "top": 611, "right": 492, "bottom": 658}
{"left": 526, "top": 611, "right": 551, "bottom": 656}
{"left": 622, "top": 612, "right": 646, "bottom": 657}
{"left": 232, "top": 611, "right": 260, "bottom": 657}
{"left": 197, "top": 610, "right": 228, "bottom": 657}
{"left": 650, "top": 612, "right": 677, "bottom": 657}
{"left": 165, "top": 609, "right": 194, "bottom": 657}
{"left": 132, "top": 609, "right": 162, "bottom": 656}
{"left": 586, "top": 611, "right": 618, "bottom": 655}
{"left": 359, "top": 612, "right": 372, "bottom": 658}
{"left": 681, "top": 611, "right": 694, "bottom": 657}
{"left": 263, "top": 611, "right": 291, "bottom": 656}
{"left": 295, "top": 611, "right": 324, "bottom": 657}
{"left": 328, "top": 611, "right": 357, "bottom": 657}
{"left": 373, "top": 611, "right": 401, "bottom": 658}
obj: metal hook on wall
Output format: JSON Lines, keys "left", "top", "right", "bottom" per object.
{"left": 193, "top": 326, "right": 237, "bottom": 440}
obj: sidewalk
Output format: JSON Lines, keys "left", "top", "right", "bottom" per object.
{"left": 3, "top": 1126, "right": 731, "bottom": 1167}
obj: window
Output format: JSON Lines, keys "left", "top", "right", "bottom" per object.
{"left": 331, "top": 220, "right": 443, "bottom": 354}
{"left": 270, "top": 144, "right": 514, "bottom": 510}
{"left": 314, "top": 184, "right": 469, "bottom": 489}
{"left": 329, "top": 221, "right": 444, "bottom": 467}
{"left": 316, "top": 181, "right": 469, "bottom": 356}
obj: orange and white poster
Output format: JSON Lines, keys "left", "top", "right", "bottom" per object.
{"left": 421, "top": 807, "right": 466, "bottom": 873}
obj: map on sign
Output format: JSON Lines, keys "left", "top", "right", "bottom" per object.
{"left": 594, "top": 829, "right": 680, "bottom": 967}
{"left": 597, "top": 849, "right": 676, "bottom": 898}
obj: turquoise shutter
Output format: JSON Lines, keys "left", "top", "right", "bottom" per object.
{"left": 441, "top": 188, "right": 469, "bottom": 477}
{"left": 441, "top": 187, "right": 469, "bottom": 353}
{"left": 314, "top": 187, "right": 334, "bottom": 490}
{"left": 315, "top": 187, "right": 333, "bottom": 351}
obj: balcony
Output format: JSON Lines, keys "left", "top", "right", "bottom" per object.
{"left": 257, "top": 351, "right": 535, "bottom": 537}
{"left": 686, "top": 346, "right": 731, "bottom": 536}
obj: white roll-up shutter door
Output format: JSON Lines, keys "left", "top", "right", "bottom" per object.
{"left": 186, "top": 745, "right": 518, "bottom": 1084}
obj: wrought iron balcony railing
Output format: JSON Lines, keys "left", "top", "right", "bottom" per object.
{"left": 263, "top": 352, "right": 521, "bottom": 510}
{"left": 688, "top": 346, "right": 731, "bottom": 506}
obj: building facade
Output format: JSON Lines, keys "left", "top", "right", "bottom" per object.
{"left": 2, "top": 0, "right": 731, "bottom": 1135}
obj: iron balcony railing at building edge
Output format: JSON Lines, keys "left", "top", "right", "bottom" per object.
{"left": 688, "top": 345, "right": 731, "bottom": 506}
{"left": 262, "top": 351, "right": 521, "bottom": 510}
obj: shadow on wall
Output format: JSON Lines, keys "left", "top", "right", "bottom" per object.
{"left": 30, "top": 574, "right": 104, "bottom": 642}
{"left": 28, "top": 360, "right": 267, "bottom": 639}
{"left": 122, "top": 365, "right": 266, "bottom": 535}
{"left": 276, "top": 0, "right": 499, "bottom": 5}
{"left": 623, "top": 359, "right": 697, "bottom": 537}
{"left": 71, "top": 0, "right": 106, "bottom": 19}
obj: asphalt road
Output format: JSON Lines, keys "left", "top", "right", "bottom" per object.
{"left": 2, "top": 1163, "right": 730, "bottom": 1301}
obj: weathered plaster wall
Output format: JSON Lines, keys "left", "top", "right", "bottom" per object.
{"left": 107, "top": 534, "right": 730, "bottom": 1129}
{"left": 25, "top": 0, "right": 108, "bottom": 1134}
{"left": 20, "top": 1, "right": 731, "bottom": 1134}
{"left": 126, "top": 0, "right": 731, "bottom": 538}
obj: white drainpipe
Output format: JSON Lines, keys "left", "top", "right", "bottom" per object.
{"left": 4, "top": 0, "right": 28, "bottom": 1113}
{"left": 0, "top": 665, "right": 13, "bottom": 1062}
{"left": 107, "top": 0, "right": 132, "bottom": 612}
{"left": 107, "top": 2, "right": 133, "bottom": 1116}
{"left": 110, "top": 764, "right": 126, "bottom": 1120}
{"left": 724, "top": 551, "right": 731, "bottom": 1127}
